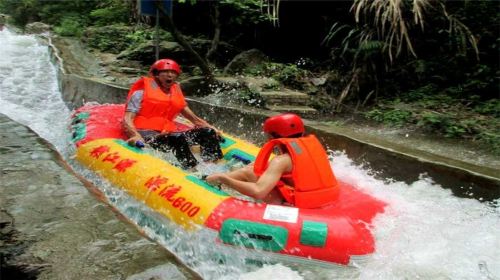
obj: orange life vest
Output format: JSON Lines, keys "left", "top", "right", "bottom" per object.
{"left": 253, "top": 135, "right": 339, "bottom": 208}
{"left": 127, "top": 77, "right": 187, "bottom": 132}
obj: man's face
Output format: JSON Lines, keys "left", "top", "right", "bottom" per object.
{"left": 156, "top": 70, "right": 178, "bottom": 89}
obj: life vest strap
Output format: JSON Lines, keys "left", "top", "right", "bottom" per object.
{"left": 276, "top": 180, "right": 294, "bottom": 204}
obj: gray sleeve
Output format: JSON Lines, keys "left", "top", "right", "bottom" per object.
{"left": 126, "top": 90, "right": 144, "bottom": 113}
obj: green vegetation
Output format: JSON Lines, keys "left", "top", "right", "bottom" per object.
{"left": 244, "top": 62, "right": 310, "bottom": 90}
{"left": 82, "top": 25, "right": 173, "bottom": 54}
{"left": 0, "top": 0, "right": 497, "bottom": 152}
{"left": 0, "top": 0, "right": 130, "bottom": 35}
{"left": 365, "top": 88, "right": 500, "bottom": 152}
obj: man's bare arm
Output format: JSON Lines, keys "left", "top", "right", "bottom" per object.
{"left": 207, "top": 155, "right": 292, "bottom": 200}
{"left": 123, "top": 111, "right": 144, "bottom": 143}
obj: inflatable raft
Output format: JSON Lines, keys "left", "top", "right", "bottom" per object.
{"left": 71, "top": 104, "right": 386, "bottom": 266}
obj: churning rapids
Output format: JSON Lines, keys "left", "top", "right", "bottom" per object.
{"left": 1, "top": 28, "right": 499, "bottom": 280}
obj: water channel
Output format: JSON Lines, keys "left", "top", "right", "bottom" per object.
{"left": 1, "top": 28, "right": 499, "bottom": 279}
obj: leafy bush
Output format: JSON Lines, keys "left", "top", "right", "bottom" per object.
{"left": 125, "top": 28, "right": 174, "bottom": 48}
{"left": 365, "top": 108, "right": 413, "bottom": 127}
{"left": 478, "top": 131, "right": 500, "bottom": 154}
{"left": 83, "top": 24, "right": 174, "bottom": 54}
{"left": 90, "top": 2, "right": 129, "bottom": 26}
{"left": 474, "top": 99, "right": 500, "bottom": 117}
{"left": 82, "top": 25, "right": 132, "bottom": 53}
{"left": 244, "top": 62, "right": 310, "bottom": 89}
{"left": 54, "top": 16, "right": 84, "bottom": 37}
{"left": 364, "top": 95, "right": 500, "bottom": 153}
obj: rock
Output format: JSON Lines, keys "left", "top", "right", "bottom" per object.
{"left": 180, "top": 76, "right": 210, "bottom": 96}
{"left": 25, "top": 22, "right": 51, "bottom": 34}
{"left": 223, "top": 49, "right": 269, "bottom": 75}
{"left": 214, "top": 77, "right": 241, "bottom": 89}
{"left": 118, "top": 67, "right": 141, "bottom": 75}
{"left": 310, "top": 76, "right": 328, "bottom": 86}
{"left": 237, "top": 76, "right": 279, "bottom": 93}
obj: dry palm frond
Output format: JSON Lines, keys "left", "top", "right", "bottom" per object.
{"left": 353, "top": 0, "right": 433, "bottom": 62}
{"left": 412, "top": 0, "right": 428, "bottom": 30}
{"left": 336, "top": 68, "right": 361, "bottom": 111}
{"left": 440, "top": 3, "right": 479, "bottom": 61}
{"left": 261, "top": 0, "right": 280, "bottom": 26}
{"left": 334, "top": 0, "right": 479, "bottom": 110}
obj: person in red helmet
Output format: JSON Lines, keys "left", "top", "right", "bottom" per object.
{"left": 206, "top": 113, "right": 339, "bottom": 208}
{"left": 123, "top": 58, "right": 223, "bottom": 169}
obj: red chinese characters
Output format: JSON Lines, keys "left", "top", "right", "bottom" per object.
{"left": 113, "top": 159, "right": 137, "bottom": 172}
{"left": 88, "top": 145, "right": 137, "bottom": 172}
{"left": 103, "top": 152, "right": 120, "bottom": 164}
{"left": 90, "top": 145, "right": 110, "bottom": 158}
{"left": 144, "top": 177, "right": 201, "bottom": 218}
{"left": 145, "top": 176, "right": 169, "bottom": 192}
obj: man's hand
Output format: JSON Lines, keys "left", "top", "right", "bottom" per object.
{"left": 126, "top": 135, "right": 144, "bottom": 146}
{"left": 206, "top": 173, "right": 225, "bottom": 185}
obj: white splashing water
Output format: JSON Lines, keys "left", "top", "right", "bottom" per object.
{"left": 0, "top": 29, "right": 71, "bottom": 151}
{"left": 1, "top": 28, "right": 499, "bottom": 280}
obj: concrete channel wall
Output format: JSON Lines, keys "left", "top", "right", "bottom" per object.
{"left": 49, "top": 45, "right": 500, "bottom": 202}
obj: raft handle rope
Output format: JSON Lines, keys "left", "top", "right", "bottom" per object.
{"left": 231, "top": 154, "right": 251, "bottom": 165}
{"left": 233, "top": 230, "right": 273, "bottom": 241}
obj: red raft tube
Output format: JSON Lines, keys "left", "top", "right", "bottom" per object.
{"left": 71, "top": 104, "right": 387, "bottom": 266}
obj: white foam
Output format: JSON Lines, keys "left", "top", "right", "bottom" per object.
{"left": 0, "top": 28, "right": 71, "bottom": 151}
{"left": 237, "top": 264, "right": 304, "bottom": 280}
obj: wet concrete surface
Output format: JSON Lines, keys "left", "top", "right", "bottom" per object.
{"left": 0, "top": 113, "right": 198, "bottom": 279}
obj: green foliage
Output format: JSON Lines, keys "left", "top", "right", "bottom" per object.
{"left": 400, "top": 84, "right": 438, "bottom": 102}
{"left": 321, "top": 0, "right": 498, "bottom": 113}
{"left": 125, "top": 28, "right": 173, "bottom": 47}
{"left": 0, "top": 0, "right": 39, "bottom": 26}
{"left": 365, "top": 91, "right": 500, "bottom": 153}
{"left": 83, "top": 25, "right": 173, "bottom": 54}
{"left": 478, "top": 131, "right": 500, "bottom": 154}
{"left": 365, "top": 108, "right": 413, "bottom": 127}
{"left": 219, "top": 0, "right": 274, "bottom": 24}
{"left": 53, "top": 16, "right": 84, "bottom": 37}
{"left": 474, "top": 99, "right": 500, "bottom": 117}
{"left": 38, "top": 0, "right": 99, "bottom": 26}
{"left": 245, "top": 62, "right": 310, "bottom": 89}
{"left": 0, "top": 0, "right": 126, "bottom": 30}
{"left": 83, "top": 25, "right": 134, "bottom": 53}
{"left": 416, "top": 112, "right": 484, "bottom": 138}
{"left": 90, "top": 0, "right": 129, "bottom": 27}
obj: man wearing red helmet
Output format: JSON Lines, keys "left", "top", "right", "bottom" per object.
{"left": 206, "top": 113, "right": 339, "bottom": 208}
{"left": 123, "top": 58, "right": 223, "bottom": 169}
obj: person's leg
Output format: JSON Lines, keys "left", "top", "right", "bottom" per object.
{"left": 143, "top": 131, "right": 198, "bottom": 169}
{"left": 185, "top": 127, "right": 223, "bottom": 162}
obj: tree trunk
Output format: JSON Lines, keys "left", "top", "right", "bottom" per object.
{"left": 154, "top": 0, "right": 213, "bottom": 80}
{"left": 206, "top": 1, "right": 221, "bottom": 62}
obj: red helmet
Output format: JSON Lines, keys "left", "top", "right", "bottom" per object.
{"left": 263, "top": 113, "right": 305, "bottom": 138}
{"left": 149, "top": 59, "right": 181, "bottom": 76}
